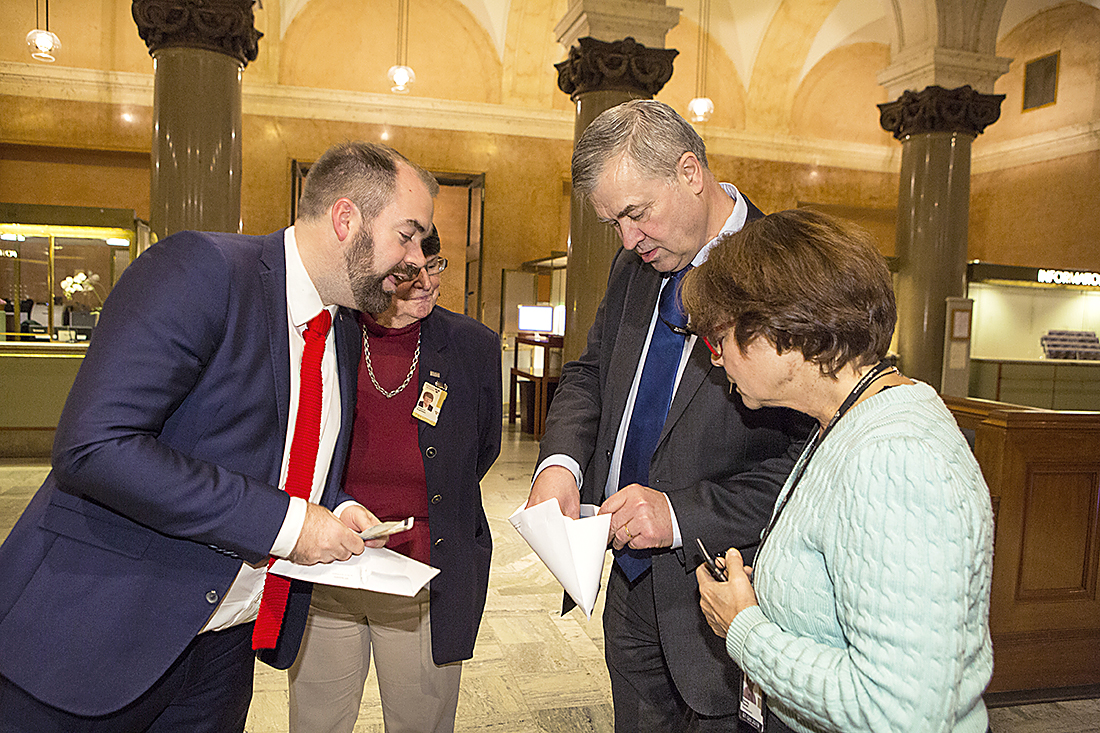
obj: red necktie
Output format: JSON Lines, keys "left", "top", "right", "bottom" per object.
{"left": 253, "top": 309, "right": 332, "bottom": 650}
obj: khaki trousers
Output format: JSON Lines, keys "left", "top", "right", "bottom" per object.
{"left": 288, "top": 585, "right": 461, "bottom": 733}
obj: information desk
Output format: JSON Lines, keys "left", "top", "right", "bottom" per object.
{"left": 0, "top": 342, "right": 86, "bottom": 458}
{"left": 970, "top": 357, "right": 1100, "bottom": 410}
{"left": 508, "top": 334, "right": 563, "bottom": 437}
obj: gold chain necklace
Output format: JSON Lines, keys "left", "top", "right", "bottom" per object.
{"left": 361, "top": 325, "right": 420, "bottom": 398}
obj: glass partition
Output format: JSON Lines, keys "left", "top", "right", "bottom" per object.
{"left": 1, "top": 224, "right": 136, "bottom": 345}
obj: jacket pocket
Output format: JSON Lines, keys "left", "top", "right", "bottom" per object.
{"left": 41, "top": 493, "right": 152, "bottom": 559}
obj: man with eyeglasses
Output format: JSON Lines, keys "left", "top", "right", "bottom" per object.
{"left": 288, "top": 228, "right": 502, "bottom": 733}
{"left": 525, "top": 100, "right": 811, "bottom": 732}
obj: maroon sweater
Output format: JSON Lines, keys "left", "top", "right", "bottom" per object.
{"left": 343, "top": 313, "right": 430, "bottom": 564}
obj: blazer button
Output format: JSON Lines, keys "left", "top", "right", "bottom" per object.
{"left": 206, "top": 590, "right": 219, "bottom": 604}
{"left": 431, "top": 494, "right": 442, "bottom": 504}
{"left": 425, "top": 446, "right": 437, "bottom": 458}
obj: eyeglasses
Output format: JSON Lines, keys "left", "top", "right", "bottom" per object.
{"left": 660, "top": 315, "right": 692, "bottom": 337}
{"left": 659, "top": 316, "right": 729, "bottom": 359}
{"left": 392, "top": 257, "right": 448, "bottom": 283}
{"left": 702, "top": 328, "right": 735, "bottom": 359}
{"left": 702, "top": 335, "right": 722, "bottom": 359}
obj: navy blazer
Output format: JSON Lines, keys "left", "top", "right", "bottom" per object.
{"left": 537, "top": 203, "right": 812, "bottom": 717}
{"left": 412, "top": 306, "right": 501, "bottom": 664}
{"left": 0, "top": 230, "right": 358, "bottom": 715}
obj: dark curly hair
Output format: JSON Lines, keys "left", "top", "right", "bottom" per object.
{"left": 681, "top": 209, "right": 896, "bottom": 378}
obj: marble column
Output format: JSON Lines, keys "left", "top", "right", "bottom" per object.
{"left": 555, "top": 37, "right": 678, "bottom": 362}
{"left": 132, "top": 0, "right": 262, "bottom": 240}
{"left": 878, "top": 85, "right": 1003, "bottom": 389}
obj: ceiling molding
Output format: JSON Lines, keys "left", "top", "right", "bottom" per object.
{"left": 972, "top": 121, "right": 1100, "bottom": 174}
{"left": 700, "top": 127, "right": 901, "bottom": 173}
{"left": 2, "top": 61, "right": 1094, "bottom": 174}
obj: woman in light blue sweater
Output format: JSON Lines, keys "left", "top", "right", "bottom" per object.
{"left": 681, "top": 209, "right": 994, "bottom": 733}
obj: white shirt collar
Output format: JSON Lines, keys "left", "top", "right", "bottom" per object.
{"left": 692, "top": 182, "right": 747, "bottom": 268}
{"left": 284, "top": 226, "right": 330, "bottom": 329}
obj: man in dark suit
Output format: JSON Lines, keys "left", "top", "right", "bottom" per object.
{"left": 0, "top": 142, "right": 438, "bottom": 732}
{"left": 527, "top": 100, "right": 809, "bottom": 731}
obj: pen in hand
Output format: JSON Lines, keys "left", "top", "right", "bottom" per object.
{"left": 696, "top": 537, "right": 728, "bottom": 582}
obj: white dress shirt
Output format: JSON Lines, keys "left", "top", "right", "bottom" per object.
{"left": 202, "top": 226, "right": 342, "bottom": 632}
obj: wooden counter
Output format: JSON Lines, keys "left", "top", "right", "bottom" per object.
{"left": 943, "top": 395, "right": 1100, "bottom": 703}
{"left": 0, "top": 342, "right": 85, "bottom": 458}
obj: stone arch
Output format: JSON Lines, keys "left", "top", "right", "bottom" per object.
{"left": 791, "top": 41, "right": 895, "bottom": 143}
{"left": 279, "top": 0, "right": 502, "bottom": 104}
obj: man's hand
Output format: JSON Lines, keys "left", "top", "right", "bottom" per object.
{"left": 335, "top": 503, "right": 388, "bottom": 549}
{"left": 288, "top": 503, "right": 366, "bottom": 565}
{"left": 600, "top": 483, "right": 673, "bottom": 550}
{"left": 696, "top": 549, "right": 758, "bottom": 638}
{"left": 526, "top": 465, "right": 580, "bottom": 519}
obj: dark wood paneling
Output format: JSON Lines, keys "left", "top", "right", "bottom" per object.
{"left": 947, "top": 399, "right": 1100, "bottom": 695}
{"left": 1017, "top": 468, "right": 1098, "bottom": 601}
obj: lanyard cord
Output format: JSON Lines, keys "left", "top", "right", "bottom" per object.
{"left": 756, "top": 359, "right": 898, "bottom": 553}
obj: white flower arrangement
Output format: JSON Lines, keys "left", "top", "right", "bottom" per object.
{"left": 60, "top": 271, "right": 104, "bottom": 308}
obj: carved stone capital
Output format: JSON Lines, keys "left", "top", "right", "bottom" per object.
{"left": 556, "top": 37, "right": 678, "bottom": 99}
{"left": 132, "top": 0, "right": 262, "bottom": 67}
{"left": 878, "top": 85, "right": 1004, "bottom": 140}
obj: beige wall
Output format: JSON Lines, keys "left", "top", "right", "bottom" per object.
{"left": 2, "top": 0, "right": 1099, "bottom": 330}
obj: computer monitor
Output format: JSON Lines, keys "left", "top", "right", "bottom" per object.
{"left": 517, "top": 304, "right": 554, "bottom": 333}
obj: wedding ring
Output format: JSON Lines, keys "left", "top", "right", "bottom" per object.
{"left": 623, "top": 524, "right": 634, "bottom": 540}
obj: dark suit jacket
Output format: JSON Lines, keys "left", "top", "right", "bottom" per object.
{"left": 412, "top": 306, "right": 501, "bottom": 664}
{"left": 0, "top": 230, "right": 359, "bottom": 716}
{"left": 537, "top": 207, "right": 811, "bottom": 717}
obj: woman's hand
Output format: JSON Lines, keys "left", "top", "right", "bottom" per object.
{"left": 696, "top": 548, "right": 759, "bottom": 637}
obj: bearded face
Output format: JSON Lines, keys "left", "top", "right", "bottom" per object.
{"left": 343, "top": 225, "right": 392, "bottom": 314}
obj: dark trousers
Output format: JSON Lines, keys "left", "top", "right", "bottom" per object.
{"left": 604, "top": 564, "right": 756, "bottom": 733}
{"left": 0, "top": 622, "right": 254, "bottom": 733}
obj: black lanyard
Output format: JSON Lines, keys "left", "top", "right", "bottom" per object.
{"left": 756, "top": 360, "right": 898, "bottom": 553}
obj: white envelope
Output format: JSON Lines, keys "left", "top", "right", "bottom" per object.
{"left": 269, "top": 547, "right": 439, "bottom": 597}
{"left": 509, "top": 498, "right": 611, "bottom": 618}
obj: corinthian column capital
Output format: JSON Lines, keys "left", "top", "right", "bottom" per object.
{"left": 878, "top": 85, "right": 1005, "bottom": 140}
{"left": 132, "top": 0, "right": 262, "bottom": 66}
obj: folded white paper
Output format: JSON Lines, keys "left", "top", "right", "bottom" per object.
{"left": 270, "top": 548, "right": 439, "bottom": 597}
{"left": 509, "top": 499, "right": 611, "bottom": 618}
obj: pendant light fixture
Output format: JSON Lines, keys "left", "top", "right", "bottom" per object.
{"left": 26, "top": 0, "right": 60, "bottom": 63}
{"left": 387, "top": 0, "right": 415, "bottom": 93}
{"left": 688, "top": 0, "right": 713, "bottom": 122}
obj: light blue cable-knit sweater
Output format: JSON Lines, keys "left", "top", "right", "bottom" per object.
{"left": 725, "top": 382, "right": 994, "bottom": 733}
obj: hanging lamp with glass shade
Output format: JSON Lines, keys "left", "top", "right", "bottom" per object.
{"left": 388, "top": 0, "right": 415, "bottom": 93}
{"left": 26, "top": 0, "right": 60, "bottom": 63}
{"left": 688, "top": 0, "right": 713, "bottom": 122}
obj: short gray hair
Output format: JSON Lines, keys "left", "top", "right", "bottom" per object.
{"left": 296, "top": 141, "right": 438, "bottom": 223}
{"left": 571, "top": 99, "right": 708, "bottom": 199}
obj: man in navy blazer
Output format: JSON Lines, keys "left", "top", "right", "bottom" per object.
{"left": 527, "top": 101, "right": 810, "bottom": 731}
{"left": 0, "top": 142, "right": 438, "bottom": 732}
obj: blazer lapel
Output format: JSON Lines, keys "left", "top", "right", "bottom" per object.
{"left": 604, "top": 261, "right": 662, "bottom": 431}
{"left": 416, "top": 308, "right": 448, "bottom": 440}
{"left": 259, "top": 230, "right": 291, "bottom": 445}
{"left": 660, "top": 341, "right": 712, "bottom": 445}
{"left": 334, "top": 308, "right": 360, "bottom": 433}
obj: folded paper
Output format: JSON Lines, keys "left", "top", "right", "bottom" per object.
{"left": 509, "top": 499, "right": 611, "bottom": 617}
{"left": 270, "top": 547, "right": 439, "bottom": 597}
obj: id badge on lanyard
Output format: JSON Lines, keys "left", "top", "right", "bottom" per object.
{"left": 739, "top": 675, "right": 766, "bottom": 731}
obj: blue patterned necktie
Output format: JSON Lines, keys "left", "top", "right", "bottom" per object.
{"left": 615, "top": 265, "right": 692, "bottom": 580}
